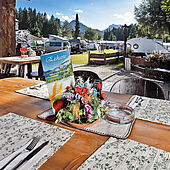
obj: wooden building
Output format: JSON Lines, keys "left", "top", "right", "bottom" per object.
{"left": 0, "top": 0, "right": 16, "bottom": 58}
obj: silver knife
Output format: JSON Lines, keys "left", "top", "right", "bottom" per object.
{"left": 11, "top": 141, "right": 49, "bottom": 170}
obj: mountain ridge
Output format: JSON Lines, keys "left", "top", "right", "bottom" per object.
{"left": 69, "top": 20, "right": 120, "bottom": 35}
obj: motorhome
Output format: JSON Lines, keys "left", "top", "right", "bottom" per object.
{"left": 44, "top": 35, "right": 70, "bottom": 53}
{"left": 87, "top": 42, "right": 100, "bottom": 51}
{"left": 68, "top": 39, "right": 87, "bottom": 53}
{"left": 127, "top": 38, "right": 169, "bottom": 54}
{"left": 97, "top": 40, "right": 124, "bottom": 50}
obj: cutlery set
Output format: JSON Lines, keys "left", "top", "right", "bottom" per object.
{"left": 0, "top": 137, "right": 49, "bottom": 170}
{"left": 135, "top": 96, "right": 144, "bottom": 107}
{"left": 128, "top": 96, "right": 145, "bottom": 109}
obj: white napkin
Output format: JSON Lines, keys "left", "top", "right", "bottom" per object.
{"left": 0, "top": 140, "right": 51, "bottom": 170}
{"left": 127, "top": 95, "right": 150, "bottom": 109}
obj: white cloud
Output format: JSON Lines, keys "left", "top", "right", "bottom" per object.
{"left": 56, "top": 12, "right": 62, "bottom": 16}
{"left": 113, "top": 12, "right": 136, "bottom": 25}
{"left": 74, "top": 9, "right": 83, "bottom": 13}
{"left": 62, "top": 15, "right": 73, "bottom": 22}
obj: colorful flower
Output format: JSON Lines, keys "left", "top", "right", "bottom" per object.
{"left": 66, "top": 86, "right": 70, "bottom": 90}
{"left": 84, "top": 104, "right": 93, "bottom": 114}
{"left": 55, "top": 77, "right": 110, "bottom": 123}
{"left": 88, "top": 114, "right": 93, "bottom": 120}
{"left": 81, "top": 97, "right": 88, "bottom": 104}
{"left": 101, "top": 93, "right": 106, "bottom": 98}
{"left": 97, "top": 83, "right": 102, "bottom": 90}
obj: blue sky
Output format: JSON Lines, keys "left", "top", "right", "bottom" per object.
{"left": 16, "top": 0, "right": 142, "bottom": 30}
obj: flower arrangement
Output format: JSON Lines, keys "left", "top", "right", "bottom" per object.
{"left": 54, "top": 77, "right": 110, "bottom": 124}
{"left": 145, "top": 53, "right": 166, "bottom": 65}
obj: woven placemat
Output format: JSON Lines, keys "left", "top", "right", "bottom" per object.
{"left": 0, "top": 113, "right": 74, "bottom": 169}
{"left": 38, "top": 108, "right": 135, "bottom": 139}
{"left": 77, "top": 118, "right": 135, "bottom": 139}
{"left": 126, "top": 95, "right": 170, "bottom": 126}
{"left": 15, "top": 83, "right": 50, "bottom": 100}
{"left": 78, "top": 137, "right": 170, "bottom": 170}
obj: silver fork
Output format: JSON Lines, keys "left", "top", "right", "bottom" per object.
{"left": 0, "top": 137, "right": 40, "bottom": 170}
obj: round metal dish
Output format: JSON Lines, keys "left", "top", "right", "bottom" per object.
{"left": 105, "top": 105, "right": 134, "bottom": 124}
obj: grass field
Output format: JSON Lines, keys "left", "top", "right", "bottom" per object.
{"left": 71, "top": 52, "right": 88, "bottom": 64}
{"left": 71, "top": 49, "right": 119, "bottom": 64}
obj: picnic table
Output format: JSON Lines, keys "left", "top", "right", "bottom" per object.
{"left": 0, "top": 56, "right": 41, "bottom": 77}
{"left": 0, "top": 77, "right": 169, "bottom": 169}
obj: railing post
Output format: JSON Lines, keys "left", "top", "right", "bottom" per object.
{"left": 88, "top": 51, "right": 90, "bottom": 65}
{"left": 104, "top": 53, "right": 106, "bottom": 64}
{"left": 117, "top": 52, "right": 119, "bottom": 64}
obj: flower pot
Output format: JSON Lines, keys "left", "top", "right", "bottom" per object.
{"left": 65, "top": 118, "right": 99, "bottom": 128}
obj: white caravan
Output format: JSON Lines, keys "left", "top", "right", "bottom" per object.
{"left": 44, "top": 35, "right": 70, "bottom": 53}
{"left": 127, "top": 38, "right": 169, "bottom": 54}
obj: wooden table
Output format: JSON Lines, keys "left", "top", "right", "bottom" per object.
{"left": 0, "top": 56, "right": 41, "bottom": 77}
{"left": 0, "top": 77, "right": 170, "bottom": 170}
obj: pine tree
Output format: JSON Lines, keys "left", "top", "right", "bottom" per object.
{"left": 56, "top": 18, "right": 62, "bottom": 36}
{"left": 42, "top": 13, "right": 50, "bottom": 37}
{"left": 128, "top": 24, "right": 137, "bottom": 39}
{"left": 20, "top": 8, "right": 29, "bottom": 30}
{"left": 74, "top": 14, "right": 80, "bottom": 39}
{"left": 62, "top": 21, "right": 73, "bottom": 38}
{"left": 49, "top": 15, "right": 56, "bottom": 35}
{"left": 109, "top": 32, "right": 116, "bottom": 41}
{"left": 37, "top": 12, "right": 44, "bottom": 36}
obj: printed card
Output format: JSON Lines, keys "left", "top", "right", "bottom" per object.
{"left": 40, "top": 50, "right": 74, "bottom": 115}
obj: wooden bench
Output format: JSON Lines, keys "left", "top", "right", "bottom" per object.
{"left": 88, "top": 52, "right": 123, "bottom": 65}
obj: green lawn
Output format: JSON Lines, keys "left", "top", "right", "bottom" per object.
{"left": 71, "top": 52, "right": 88, "bottom": 64}
{"left": 71, "top": 49, "right": 119, "bottom": 65}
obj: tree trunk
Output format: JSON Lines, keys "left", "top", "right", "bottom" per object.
{"left": 0, "top": 0, "right": 16, "bottom": 58}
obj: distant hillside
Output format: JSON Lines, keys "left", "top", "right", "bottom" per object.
{"left": 70, "top": 20, "right": 89, "bottom": 34}
{"left": 69, "top": 20, "right": 120, "bottom": 36}
{"left": 107, "top": 23, "right": 120, "bottom": 30}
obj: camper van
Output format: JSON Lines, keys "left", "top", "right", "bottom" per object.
{"left": 87, "top": 42, "right": 100, "bottom": 51}
{"left": 68, "top": 39, "right": 87, "bottom": 53}
{"left": 44, "top": 35, "right": 70, "bottom": 53}
{"left": 127, "top": 38, "right": 169, "bottom": 54}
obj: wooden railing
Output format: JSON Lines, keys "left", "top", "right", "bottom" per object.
{"left": 88, "top": 52, "right": 123, "bottom": 65}
{"left": 131, "top": 57, "right": 160, "bottom": 68}
{"left": 131, "top": 56, "right": 170, "bottom": 80}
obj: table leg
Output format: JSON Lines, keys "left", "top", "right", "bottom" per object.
{"left": 18, "top": 64, "right": 25, "bottom": 77}
{"left": 4, "top": 64, "right": 12, "bottom": 74}
{"left": 27, "top": 63, "right": 32, "bottom": 79}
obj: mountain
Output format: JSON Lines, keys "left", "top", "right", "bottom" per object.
{"left": 69, "top": 20, "right": 120, "bottom": 36}
{"left": 70, "top": 20, "right": 104, "bottom": 35}
{"left": 70, "top": 20, "right": 88, "bottom": 34}
{"left": 107, "top": 24, "right": 120, "bottom": 30}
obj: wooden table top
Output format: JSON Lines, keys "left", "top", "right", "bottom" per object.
{"left": 0, "top": 56, "right": 41, "bottom": 65}
{"left": 0, "top": 77, "right": 170, "bottom": 170}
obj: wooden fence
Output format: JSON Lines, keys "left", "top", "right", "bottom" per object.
{"left": 88, "top": 52, "right": 123, "bottom": 65}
